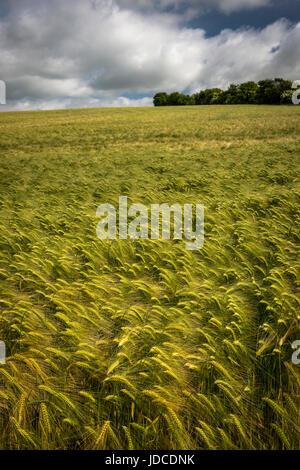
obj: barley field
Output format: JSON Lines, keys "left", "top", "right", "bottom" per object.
{"left": 0, "top": 105, "right": 299, "bottom": 450}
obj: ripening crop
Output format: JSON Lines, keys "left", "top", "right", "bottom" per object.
{"left": 0, "top": 105, "right": 299, "bottom": 450}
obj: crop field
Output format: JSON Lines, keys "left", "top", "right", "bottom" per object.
{"left": 0, "top": 105, "right": 299, "bottom": 450}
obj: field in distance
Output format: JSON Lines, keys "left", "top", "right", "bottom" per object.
{"left": 0, "top": 105, "right": 299, "bottom": 450}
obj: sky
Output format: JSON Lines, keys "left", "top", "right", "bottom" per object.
{"left": 0, "top": 0, "right": 300, "bottom": 111}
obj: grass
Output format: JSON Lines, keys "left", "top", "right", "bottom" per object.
{"left": 0, "top": 104, "right": 299, "bottom": 450}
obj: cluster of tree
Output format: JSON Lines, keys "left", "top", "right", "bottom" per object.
{"left": 153, "top": 79, "right": 294, "bottom": 106}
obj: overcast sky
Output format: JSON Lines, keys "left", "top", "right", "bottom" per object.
{"left": 0, "top": 0, "right": 300, "bottom": 111}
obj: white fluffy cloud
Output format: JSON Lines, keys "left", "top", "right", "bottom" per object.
{"left": 0, "top": 0, "right": 299, "bottom": 111}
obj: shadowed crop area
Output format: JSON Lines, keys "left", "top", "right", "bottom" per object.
{"left": 0, "top": 105, "right": 299, "bottom": 450}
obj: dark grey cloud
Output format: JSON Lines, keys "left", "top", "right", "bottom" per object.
{"left": 118, "top": 0, "right": 272, "bottom": 14}
{"left": 0, "top": 0, "right": 299, "bottom": 110}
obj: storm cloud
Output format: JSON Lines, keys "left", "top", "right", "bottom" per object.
{"left": 0, "top": 0, "right": 299, "bottom": 110}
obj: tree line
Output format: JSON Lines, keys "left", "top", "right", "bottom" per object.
{"left": 153, "top": 78, "right": 295, "bottom": 106}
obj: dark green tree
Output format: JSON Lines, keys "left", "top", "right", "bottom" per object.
{"left": 280, "top": 89, "right": 293, "bottom": 104}
{"left": 153, "top": 78, "right": 294, "bottom": 106}
{"left": 237, "top": 81, "right": 259, "bottom": 104}
{"left": 193, "top": 88, "right": 223, "bottom": 105}
{"left": 257, "top": 78, "right": 292, "bottom": 104}
{"left": 153, "top": 92, "right": 169, "bottom": 106}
